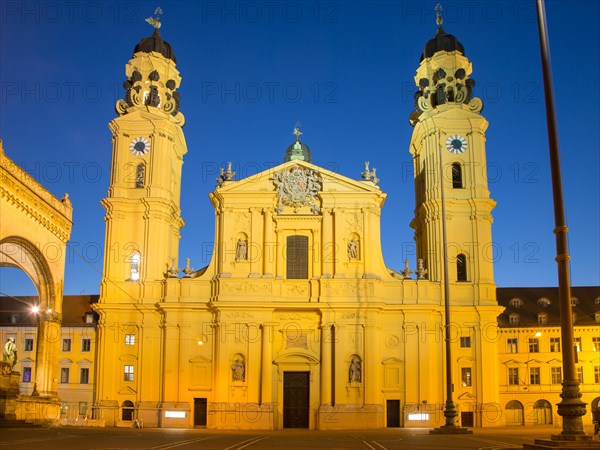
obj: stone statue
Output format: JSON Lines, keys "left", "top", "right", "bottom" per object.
{"left": 235, "top": 238, "right": 248, "bottom": 261}
{"left": 231, "top": 358, "right": 245, "bottom": 382}
{"left": 349, "top": 357, "right": 361, "bottom": 383}
{"left": 347, "top": 238, "right": 359, "bottom": 260}
{"left": 3, "top": 337, "right": 17, "bottom": 373}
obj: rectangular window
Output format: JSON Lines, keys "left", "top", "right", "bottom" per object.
{"left": 574, "top": 337, "right": 582, "bottom": 352}
{"left": 550, "top": 337, "right": 560, "bottom": 352}
{"left": 508, "top": 368, "right": 519, "bottom": 385}
{"left": 461, "top": 367, "right": 472, "bottom": 387}
{"left": 507, "top": 338, "right": 518, "bottom": 353}
{"left": 124, "top": 365, "right": 134, "bottom": 381}
{"left": 594, "top": 366, "right": 600, "bottom": 384}
{"left": 60, "top": 368, "right": 70, "bottom": 384}
{"left": 81, "top": 338, "right": 91, "bottom": 352}
{"left": 551, "top": 366, "right": 562, "bottom": 384}
{"left": 23, "top": 367, "right": 32, "bottom": 383}
{"left": 79, "top": 402, "right": 88, "bottom": 416}
{"left": 528, "top": 338, "right": 539, "bottom": 353}
{"left": 80, "top": 368, "right": 89, "bottom": 384}
{"left": 592, "top": 337, "right": 600, "bottom": 352}
{"left": 576, "top": 366, "right": 583, "bottom": 384}
{"left": 125, "top": 334, "right": 135, "bottom": 346}
{"left": 286, "top": 235, "right": 309, "bottom": 279}
{"left": 62, "top": 338, "right": 72, "bottom": 352}
{"left": 24, "top": 338, "right": 34, "bottom": 352}
{"left": 460, "top": 336, "right": 471, "bottom": 348}
{"left": 529, "top": 367, "right": 540, "bottom": 385}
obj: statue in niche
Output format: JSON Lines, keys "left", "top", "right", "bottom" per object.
{"left": 3, "top": 337, "right": 17, "bottom": 374}
{"left": 347, "top": 238, "right": 359, "bottom": 260}
{"left": 349, "top": 357, "right": 361, "bottom": 383}
{"left": 235, "top": 238, "right": 248, "bottom": 261}
{"left": 231, "top": 358, "right": 245, "bottom": 382}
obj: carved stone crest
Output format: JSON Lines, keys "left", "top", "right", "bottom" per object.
{"left": 272, "top": 165, "right": 322, "bottom": 214}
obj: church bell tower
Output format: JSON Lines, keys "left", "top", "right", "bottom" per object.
{"left": 409, "top": 11, "right": 496, "bottom": 305}
{"left": 100, "top": 21, "right": 186, "bottom": 301}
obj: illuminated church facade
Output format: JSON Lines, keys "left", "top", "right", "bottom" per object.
{"left": 91, "top": 20, "right": 506, "bottom": 430}
{"left": 3, "top": 18, "right": 599, "bottom": 432}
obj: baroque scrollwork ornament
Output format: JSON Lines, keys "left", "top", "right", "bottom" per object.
{"left": 272, "top": 165, "right": 322, "bottom": 214}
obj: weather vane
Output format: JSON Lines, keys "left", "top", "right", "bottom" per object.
{"left": 435, "top": 3, "right": 443, "bottom": 27}
{"left": 145, "top": 7, "right": 163, "bottom": 29}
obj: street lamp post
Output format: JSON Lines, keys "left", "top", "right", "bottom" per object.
{"left": 529, "top": 1, "right": 599, "bottom": 448}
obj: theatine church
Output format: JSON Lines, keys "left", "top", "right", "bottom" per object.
{"left": 7, "top": 12, "right": 599, "bottom": 432}
{"left": 88, "top": 14, "right": 504, "bottom": 430}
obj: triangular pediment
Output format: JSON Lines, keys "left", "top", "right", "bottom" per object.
{"left": 76, "top": 358, "right": 93, "bottom": 365}
{"left": 525, "top": 358, "right": 544, "bottom": 364}
{"left": 503, "top": 359, "right": 523, "bottom": 366}
{"left": 118, "top": 386, "right": 137, "bottom": 395}
{"left": 381, "top": 357, "right": 404, "bottom": 365}
{"left": 458, "top": 392, "right": 476, "bottom": 400}
{"left": 59, "top": 358, "right": 73, "bottom": 364}
{"left": 214, "top": 160, "right": 384, "bottom": 196}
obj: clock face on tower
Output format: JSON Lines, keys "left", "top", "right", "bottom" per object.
{"left": 445, "top": 135, "right": 467, "bottom": 154}
{"left": 129, "top": 137, "right": 151, "bottom": 156}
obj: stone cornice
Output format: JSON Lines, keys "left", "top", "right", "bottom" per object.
{"left": 0, "top": 150, "right": 73, "bottom": 243}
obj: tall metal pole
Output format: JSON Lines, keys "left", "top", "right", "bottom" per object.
{"left": 431, "top": 141, "right": 470, "bottom": 434}
{"left": 535, "top": 0, "right": 586, "bottom": 436}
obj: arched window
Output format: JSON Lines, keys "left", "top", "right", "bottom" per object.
{"left": 286, "top": 236, "right": 308, "bottom": 279}
{"left": 452, "top": 163, "right": 463, "bottom": 189}
{"left": 129, "top": 252, "right": 141, "bottom": 281}
{"left": 121, "top": 400, "right": 134, "bottom": 421}
{"left": 135, "top": 163, "right": 145, "bottom": 188}
{"left": 510, "top": 298, "right": 523, "bottom": 308}
{"left": 456, "top": 253, "right": 467, "bottom": 282}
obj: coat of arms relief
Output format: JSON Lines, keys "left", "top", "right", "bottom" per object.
{"left": 272, "top": 165, "right": 323, "bottom": 214}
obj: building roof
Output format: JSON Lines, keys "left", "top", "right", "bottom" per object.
{"left": 497, "top": 286, "right": 600, "bottom": 328}
{"left": 0, "top": 295, "right": 98, "bottom": 326}
{"left": 133, "top": 29, "right": 177, "bottom": 63}
{"left": 420, "top": 27, "right": 465, "bottom": 62}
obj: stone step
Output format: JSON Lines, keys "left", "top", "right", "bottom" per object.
{"left": 0, "top": 419, "right": 43, "bottom": 428}
{"left": 522, "top": 437, "right": 600, "bottom": 449}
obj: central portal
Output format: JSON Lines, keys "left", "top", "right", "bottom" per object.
{"left": 283, "top": 371, "right": 309, "bottom": 428}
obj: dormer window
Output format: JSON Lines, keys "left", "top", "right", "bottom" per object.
{"left": 537, "top": 297, "right": 551, "bottom": 308}
{"left": 510, "top": 298, "right": 523, "bottom": 308}
{"left": 509, "top": 313, "right": 519, "bottom": 325}
{"left": 538, "top": 313, "right": 548, "bottom": 325}
{"left": 570, "top": 297, "right": 579, "bottom": 306}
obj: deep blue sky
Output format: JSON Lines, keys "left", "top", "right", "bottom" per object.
{"left": 1, "top": 1, "right": 598, "bottom": 295}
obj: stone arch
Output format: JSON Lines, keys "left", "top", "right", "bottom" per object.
{"left": 505, "top": 400, "right": 524, "bottom": 426}
{"left": 0, "top": 236, "right": 55, "bottom": 310}
{"left": 121, "top": 400, "right": 134, "bottom": 421}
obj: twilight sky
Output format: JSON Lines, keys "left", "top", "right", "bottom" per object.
{"left": 1, "top": 0, "right": 598, "bottom": 295}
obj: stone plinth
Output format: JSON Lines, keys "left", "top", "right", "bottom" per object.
{"left": 523, "top": 434, "right": 600, "bottom": 449}
{"left": 14, "top": 395, "right": 61, "bottom": 425}
{"left": 0, "top": 369, "right": 21, "bottom": 420}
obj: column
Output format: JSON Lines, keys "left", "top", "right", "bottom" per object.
{"left": 263, "top": 208, "right": 274, "bottom": 277}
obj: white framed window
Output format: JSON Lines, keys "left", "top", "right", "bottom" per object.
{"left": 509, "top": 314, "right": 519, "bottom": 325}
{"left": 593, "top": 337, "right": 600, "bottom": 352}
{"left": 125, "top": 334, "right": 136, "bottom": 346}
{"left": 551, "top": 366, "right": 562, "bottom": 384}
{"left": 529, "top": 367, "right": 540, "bottom": 385}
{"left": 460, "top": 336, "right": 471, "bottom": 348}
{"left": 124, "top": 365, "right": 134, "bottom": 381}
{"left": 574, "top": 337, "right": 582, "bottom": 352}
{"left": 528, "top": 338, "right": 539, "bottom": 353}
{"left": 24, "top": 338, "right": 34, "bottom": 352}
{"left": 509, "top": 298, "right": 523, "bottom": 308}
{"left": 60, "top": 368, "right": 70, "bottom": 384}
{"left": 594, "top": 366, "right": 599, "bottom": 384}
{"left": 537, "top": 313, "right": 548, "bottom": 325}
{"left": 508, "top": 367, "right": 519, "bottom": 385}
{"left": 576, "top": 366, "right": 583, "bottom": 384}
{"left": 461, "top": 367, "right": 472, "bottom": 387}
{"left": 62, "top": 338, "right": 72, "bottom": 352}
{"left": 550, "top": 337, "right": 560, "bottom": 352}
{"left": 80, "top": 368, "right": 89, "bottom": 384}
{"left": 507, "top": 337, "right": 518, "bottom": 353}
{"left": 22, "top": 367, "right": 32, "bottom": 383}
{"left": 81, "top": 338, "right": 91, "bottom": 352}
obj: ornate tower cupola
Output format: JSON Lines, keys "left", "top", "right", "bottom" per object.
{"left": 100, "top": 8, "right": 187, "bottom": 299}
{"left": 409, "top": 8, "right": 482, "bottom": 127}
{"left": 408, "top": 5, "right": 496, "bottom": 304}
{"left": 284, "top": 127, "right": 313, "bottom": 163}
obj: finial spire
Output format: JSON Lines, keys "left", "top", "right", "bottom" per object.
{"left": 145, "top": 7, "right": 163, "bottom": 29}
{"left": 293, "top": 125, "right": 303, "bottom": 142}
{"left": 435, "top": 3, "right": 443, "bottom": 28}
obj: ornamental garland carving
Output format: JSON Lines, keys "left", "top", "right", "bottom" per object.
{"left": 272, "top": 165, "right": 322, "bottom": 214}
